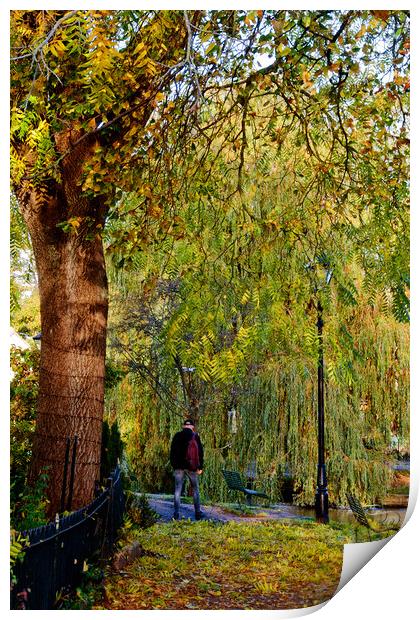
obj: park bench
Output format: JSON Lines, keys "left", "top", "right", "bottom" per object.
{"left": 222, "top": 469, "right": 269, "bottom": 506}
{"left": 346, "top": 493, "right": 400, "bottom": 541}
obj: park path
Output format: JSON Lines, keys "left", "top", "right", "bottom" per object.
{"left": 145, "top": 494, "right": 310, "bottom": 523}
{"left": 144, "top": 495, "right": 406, "bottom": 526}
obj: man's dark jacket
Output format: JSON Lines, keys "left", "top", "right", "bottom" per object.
{"left": 170, "top": 428, "right": 204, "bottom": 472}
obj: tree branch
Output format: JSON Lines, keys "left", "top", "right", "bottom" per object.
{"left": 11, "top": 10, "right": 78, "bottom": 62}
{"left": 183, "top": 10, "right": 203, "bottom": 107}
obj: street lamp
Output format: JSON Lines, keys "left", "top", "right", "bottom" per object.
{"left": 306, "top": 260, "right": 332, "bottom": 524}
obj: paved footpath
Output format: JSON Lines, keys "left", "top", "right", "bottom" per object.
{"left": 144, "top": 494, "right": 312, "bottom": 524}
{"left": 144, "top": 495, "right": 406, "bottom": 527}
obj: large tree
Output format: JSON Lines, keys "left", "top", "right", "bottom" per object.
{"left": 10, "top": 10, "right": 200, "bottom": 512}
{"left": 10, "top": 10, "right": 409, "bottom": 514}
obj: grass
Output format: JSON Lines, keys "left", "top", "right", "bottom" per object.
{"left": 386, "top": 485, "right": 409, "bottom": 496}
{"left": 217, "top": 502, "right": 269, "bottom": 517}
{"left": 95, "top": 519, "right": 351, "bottom": 610}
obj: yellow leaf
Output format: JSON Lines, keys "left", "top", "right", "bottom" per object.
{"left": 134, "top": 41, "right": 148, "bottom": 57}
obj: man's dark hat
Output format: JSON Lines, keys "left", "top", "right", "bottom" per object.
{"left": 183, "top": 419, "right": 195, "bottom": 426}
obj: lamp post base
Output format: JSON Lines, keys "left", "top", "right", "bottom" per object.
{"left": 315, "top": 489, "right": 329, "bottom": 524}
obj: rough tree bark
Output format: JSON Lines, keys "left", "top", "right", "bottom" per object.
{"left": 16, "top": 130, "right": 109, "bottom": 515}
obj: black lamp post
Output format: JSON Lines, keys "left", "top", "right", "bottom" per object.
{"left": 307, "top": 261, "right": 332, "bottom": 524}
{"left": 315, "top": 295, "right": 329, "bottom": 524}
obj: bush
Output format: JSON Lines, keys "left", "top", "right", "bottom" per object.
{"left": 57, "top": 565, "right": 104, "bottom": 610}
{"left": 100, "top": 420, "right": 124, "bottom": 482}
{"left": 10, "top": 346, "right": 50, "bottom": 530}
{"left": 11, "top": 468, "right": 50, "bottom": 532}
{"left": 126, "top": 492, "right": 159, "bottom": 529}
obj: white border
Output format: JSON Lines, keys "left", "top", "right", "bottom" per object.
{"left": 2, "top": 3, "right": 418, "bottom": 618}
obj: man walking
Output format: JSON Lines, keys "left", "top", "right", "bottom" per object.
{"left": 170, "top": 419, "right": 204, "bottom": 520}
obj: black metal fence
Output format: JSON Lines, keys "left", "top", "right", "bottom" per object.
{"left": 11, "top": 466, "right": 125, "bottom": 610}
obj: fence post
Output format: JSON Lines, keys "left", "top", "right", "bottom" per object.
{"left": 52, "top": 513, "right": 60, "bottom": 608}
{"left": 108, "top": 474, "right": 115, "bottom": 546}
{"left": 60, "top": 437, "right": 71, "bottom": 514}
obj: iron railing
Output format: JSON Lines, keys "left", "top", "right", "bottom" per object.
{"left": 11, "top": 466, "right": 125, "bottom": 610}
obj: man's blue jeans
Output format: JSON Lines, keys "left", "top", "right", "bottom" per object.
{"left": 173, "top": 469, "right": 201, "bottom": 518}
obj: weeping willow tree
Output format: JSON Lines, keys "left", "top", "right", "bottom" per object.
{"left": 103, "top": 244, "right": 409, "bottom": 505}
{"left": 104, "top": 302, "right": 408, "bottom": 506}
{"left": 102, "top": 86, "right": 409, "bottom": 506}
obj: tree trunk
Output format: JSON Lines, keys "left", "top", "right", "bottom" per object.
{"left": 32, "top": 228, "right": 107, "bottom": 515}
{"left": 17, "top": 131, "right": 109, "bottom": 516}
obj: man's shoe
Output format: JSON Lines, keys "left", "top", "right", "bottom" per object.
{"left": 195, "top": 511, "right": 204, "bottom": 521}
{"left": 172, "top": 513, "right": 180, "bottom": 520}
